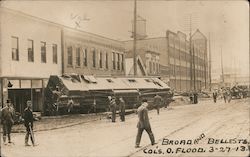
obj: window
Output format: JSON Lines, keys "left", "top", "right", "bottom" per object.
{"left": 52, "top": 44, "right": 57, "bottom": 64}
{"left": 106, "top": 79, "right": 113, "bottom": 83}
{"left": 99, "top": 51, "right": 103, "bottom": 68}
{"left": 92, "top": 49, "right": 96, "bottom": 68}
{"left": 76, "top": 47, "right": 81, "bottom": 67}
{"left": 149, "top": 61, "right": 152, "bottom": 73}
{"left": 83, "top": 48, "right": 87, "bottom": 66}
{"left": 67, "top": 46, "right": 73, "bottom": 66}
{"left": 112, "top": 52, "right": 116, "bottom": 69}
{"left": 117, "top": 53, "right": 120, "bottom": 70}
{"left": 105, "top": 53, "right": 108, "bottom": 69}
{"left": 28, "top": 39, "right": 34, "bottom": 62}
{"left": 11, "top": 37, "right": 19, "bottom": 61}
{"left": 41, "top": 42, "right": 46, "bottom": 63}
{"left": 121, "top": 54, "right": 124, "bottom": 71}
{"left": 128, "top": 79, "right": 136, "bottom": 83}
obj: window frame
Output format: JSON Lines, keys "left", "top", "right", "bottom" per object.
{"left": 52, "top": 44, "right": 58, "bottom": 64}
{"left": 11, "top": 36, "right": 19, "bottom": 61}
{"left": 28, "top": 39, "right": 34, "bottom": 62}
{"left": 41, "top": 41, "right": 46, "bottom": 63}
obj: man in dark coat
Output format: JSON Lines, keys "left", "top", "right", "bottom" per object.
{"left": 23, "top": 100, "right": 34, "bottom": 146}
{"left": 109, "top": 97, "right": 117, "bottom": 122}
{"left": 153, "top": 94, "right": 162, "bottom": 115}
{"left": 212, "top": 90, "right": 218, "bottom": 103}
{"left": 135, "top": 99, "right": 155, "bottom": 148}
{"left": 119, "top": 97, "right": 125, "bottom": 122}
{"left": 1, "top": 99, "right": 14, "bottom": 144}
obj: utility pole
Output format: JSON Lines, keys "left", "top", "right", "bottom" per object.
{"left": 209, "top": 33, "right": 212, "bottom": 91}
{"left": 193, "top": 46, "right": 196, "bottom": 91}
{"left": 133, "top": 0, "right": 137, "bottom": 76}
{"left": 221, "top": 47, "right": 224, "bottom": 85}
{"left": 189, "top": 15, "right": 193, "bottom": 91}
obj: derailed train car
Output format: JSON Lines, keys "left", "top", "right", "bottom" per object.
{"left": 44, "top": 74, "right": 173, "bottom": 115}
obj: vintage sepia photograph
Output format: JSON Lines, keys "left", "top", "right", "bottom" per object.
{"left": 0, "top": 0, "right": 249, "bottom": 156}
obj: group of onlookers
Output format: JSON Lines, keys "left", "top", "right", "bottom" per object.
{"left": 1, "top": 99, "right": 35, "bottom": 146}
{"left": 212, "top": 88, "right": 232, "bottom": 103}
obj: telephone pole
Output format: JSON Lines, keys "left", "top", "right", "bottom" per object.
{"left": 209, "top": 33, "right": 212, "bottom": 91}
{"left": 189, "top": 15, "right": 193, "bottom": 91}
{"left": 221, "top": 47, "right": 224, "bottom": 85}
{"left": 133, "top": 0, "right": 137, "bottom": 76}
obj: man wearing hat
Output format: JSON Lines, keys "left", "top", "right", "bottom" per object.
{"left": 109, "top": 96, "right": 117, "bottom": 123}
{"left": 135, "top": 99, "right": 156, "bottom": 148}
{"left": 23, "top": 100, "right": 35, "bottom": 146}
{"left": 1, "top": 99, "right": 14, "bottom": 144}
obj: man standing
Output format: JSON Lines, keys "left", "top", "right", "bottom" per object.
{"left": 109, "top": 97, "right": 117, "bottom": 123}
{"left": 153, "top": 94, "right": 162, "bottom": 115}
{"left": 23, "top": 100, "right": 35, "bottom": 146}
{"left": 1, "top": 99, "right": 14, "bottom": 144}
{"left": 135, "top": 99, "right": 156, "bottom": 148}
{"left": 119, "top": 97, "right": 125, "bottom": 122}
{"left": 212, "top": 90, "right": 218, "bottom": 103}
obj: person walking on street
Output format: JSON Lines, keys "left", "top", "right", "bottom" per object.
{"left": 1, "top": 99, "right": 14, "bottom": 144}
{"left": 135, "top": 99, "right": 156, "bottom": 148}
{"left": 67, "top": 98, "right": 74, "bottom": 113}
{"left": 212, "top": 90, "right": 218, "bottom": 103}
{"left": 222, "top": 88, "right": 227, "bottom": 103}
{"left": 119, "top": 97, "right": 125, "bottom": 122}
{"left": 23, "top": 100, "right": 35, "bottom": 146}
{"left": 109, "top": 97, "right": 117, "bottom": 123}
{"left": 153, "top": 94, "right": 162, "bottom": 115}
{"left": 227, "top": 90, "right": 232, "bottom": 103}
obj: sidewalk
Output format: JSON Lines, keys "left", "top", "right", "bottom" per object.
{"left": 11, "top": 109, "right": 135, "bottom": 133}
{"left": 10, "top": 98, "right": 210, "bottom": 133}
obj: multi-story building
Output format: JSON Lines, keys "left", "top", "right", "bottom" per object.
{"left": 166, "top": 30, "right": 191, "bottom": 91}
{"left": 125, "top": 29, "right": 208, "bottom": 92}
{"left": 0, "top": 7, "right": 126, "bottom": 113}
{"left": 0, "top": 7, "right": 62, "bottom": 113}
{"left": 191, "top": 29, "right": 208, "bottom": 91}
{"left": 62, "top": 27, "right": 125, "bottom": 76}
{"left": 124, "top": 38, "right": 167, "bottom": 80}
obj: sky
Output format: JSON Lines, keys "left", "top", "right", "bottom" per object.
{"left": 1, "top": 0, "right": 249, "bottom": 78}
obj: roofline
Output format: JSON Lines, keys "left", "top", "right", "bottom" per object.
{"left": 123, "top": 36, "right": 166, "bottom": 42}
{"left": 1, "top": 7, "right": 124, "bottom": 43}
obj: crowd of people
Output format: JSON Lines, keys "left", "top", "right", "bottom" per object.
{"left": 212, "top": 88, "right": 233, "bottom": 103}
{"left": 1, "top": 94, "right": 165, "bottom": 148}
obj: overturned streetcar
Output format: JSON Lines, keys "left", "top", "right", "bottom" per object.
{"left": 44, "top": 74, "right": 173, "bottom": 115}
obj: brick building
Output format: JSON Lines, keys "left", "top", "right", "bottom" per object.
{"left": 62, "top": 27, "right": 125, "bottom": 76}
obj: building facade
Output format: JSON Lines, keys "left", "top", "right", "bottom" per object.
{"left": 62, "top": 28, "right": 125, "bottom": 76}
{"left": 166, "top": 30, "right": 191, "bottom": 91}
{"left": 191, "top": 29, "right": 208, "bottom": 91}
{"left": 124, "top": 38, "right": 166, "bottom": 78}
{"left": 124, "top": 29, "right": 208, "bottom": 92}
{"left": 0, "top": 8, "right": 62, "bottom": 113}
{"left": 0, "top": 8, "right": 126, "bottom": 113}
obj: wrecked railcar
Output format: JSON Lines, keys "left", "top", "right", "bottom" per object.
{"left": 44, "top": 74, "right": 172, "bottom": 115}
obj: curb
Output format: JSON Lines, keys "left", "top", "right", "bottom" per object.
{"left": 10, "top": 110, "right": 136, "bottom": 133}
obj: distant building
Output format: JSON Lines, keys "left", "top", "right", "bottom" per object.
{"left": 124, "top": 29, "right": 209, "bottom": 92}
{"left": 0, "top": 8, "right": 62, "bottom": 113}
{"left": 124, "top": 37, "right": 167, "bottom": 81}
{"left": 62, "top": 27, "right": 125, "bottom": 77}
{"left": 125, "top": 55, "right": 147, "bottom": 76}
{"left": 221, "top": 74, "right": 249, "bottom": 87}
{"left": 167, "top": 30, "right": 191, "bottom": 91}
{"left": 190, "top": 29, "right": 208, "bottom": 91}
